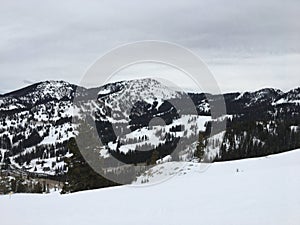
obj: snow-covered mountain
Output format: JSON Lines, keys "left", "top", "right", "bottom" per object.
{"left": 0, "top": 81, "right": 75, "bottom": 111}
{"left": 273, "top": 87, "right": 300, "bottom": 105}
{"left": 0, "top": 78, "right": 207, "bottom": 178}
{"left": 233, "top": 88, "right": 283, "bottom": 106}
{"left": 0, "top": 79, "right": 299, "bottom": 186}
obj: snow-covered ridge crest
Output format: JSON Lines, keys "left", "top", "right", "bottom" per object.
{"left": 273, "top": 87, "right": 300, "bottom": 105}
{"left": 234, "top": 87, "right": 283, "bottom": 104}
{"left": 96, "top": 78, "right": 183, "bottom": 120}
{"left": 98, "top": 78, "right": 181, "bottom": 100}
{"left": 0, "top": 80, "right": 76, "bottom": 111}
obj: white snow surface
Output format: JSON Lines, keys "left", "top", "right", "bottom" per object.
{"left": 0, "top": 149, "right": 7, "bottom": 163}
{"left": 1, "top": 149, "right": 300, "bottom": 225}
{"left": 273, "top": 98, "right": 300, "bottom": 105}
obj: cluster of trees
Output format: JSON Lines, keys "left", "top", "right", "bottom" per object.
{"left": 121, "top": 135, "right": 149, "bottom": 145}
{"left": 108, "top": 132, "right": 180, "bottom": 165}
{"left": 0, "top": 134, "right": 12, "bottom": 150}
{"left": 0, "top": 175, "right": 50, "bottom": 194}
{"left": 61, "top": 120, "right": 193, "bottom": 193}
{"left": 216, "top": 115, "right": 300, "bottom": 161}
{"left": 14, "top": 142, "right": 68, "bottom": 167}
{"left": 170, "top": 125, "right": 183, "bottom": 132}
{"left": 129, "top": 100, "right": 179, "bottom": 131}
{"left": 194, "top": 133, "right": 206, "bottom": 160}
{"left": 62, "top": 138, "right": 118, "bottom": 193}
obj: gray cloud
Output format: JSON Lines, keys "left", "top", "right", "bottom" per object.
{"left": 0, "top": 0, "right": 299, "bottom": 93}
{"left": 23, "top": 79, "right": 35, "bottom": 85}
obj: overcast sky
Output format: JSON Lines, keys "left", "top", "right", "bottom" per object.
{"left": 0, "top": 0, "right": 299, "bottom": 94}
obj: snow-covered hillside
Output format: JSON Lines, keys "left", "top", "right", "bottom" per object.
{"left": 273, "top": 87, "right": 300, "bottom": 105}
{"left": 1, "top": 149, "right": 300, "bottom": 225}
{"left": 0, "top": 78, "right": 211, "bottom": 177}
{"left": 0, "top": 79, "right": 299, "bottom": 187}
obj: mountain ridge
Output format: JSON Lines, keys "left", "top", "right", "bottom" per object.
{"left": 0, "top": 78, "right": 299, "bottom": 193}
{"left": 1, "top": 79, "right": 299, "bottom": 101}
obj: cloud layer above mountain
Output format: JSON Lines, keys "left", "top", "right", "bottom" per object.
{"left": 0, "top": 0, "right": 299, "bottom": 93}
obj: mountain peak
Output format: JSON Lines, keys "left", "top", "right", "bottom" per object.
{"left": 98, "top": 78, "right": 180, "bottom": 101}
{"left": 254, "top": 87, "right": 283, "bottom": 95}
{"left": 273, "top": 87, "right": 300, "bottom": 105}
{"left": 234, "top": 87, "right": 283, "bottom": 106}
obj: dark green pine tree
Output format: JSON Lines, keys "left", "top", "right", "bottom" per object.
{"left": 194, "top": 133, "right": 205, "bottom": 161}
{"left": 32, "top": 182, "right": 43, "bottom": 194}
{"left": 150, "top": 150, "right": 160, "bottom": 165}
{"left": 61, "top": 137, "right": 119, "bottom": 194}
{"left": 61, "top": 120, "right": 119, "bottom": 194}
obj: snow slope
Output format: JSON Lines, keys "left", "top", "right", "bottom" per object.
{"left": 1, "top": 149, "right": 300, "bottom": 225}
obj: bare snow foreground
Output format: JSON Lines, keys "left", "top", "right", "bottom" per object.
{"left": 1, "top": 149, "right": 300, "bottom": 225}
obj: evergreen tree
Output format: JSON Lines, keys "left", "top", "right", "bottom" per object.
{"left": 150, "top": 150, "right": 159, "bottom": 165}
{"left": 33, "top": 182, "right": 43, "bottom": 193}
{"left": 194, "top": 133, "right": 205, "bottom": 161}
{"left": 61, "top": 137, "right": 118, "bottom": 194}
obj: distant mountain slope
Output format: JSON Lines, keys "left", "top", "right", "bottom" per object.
{"left": 0, "top": 79, "right": 299, "bottom": 190}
